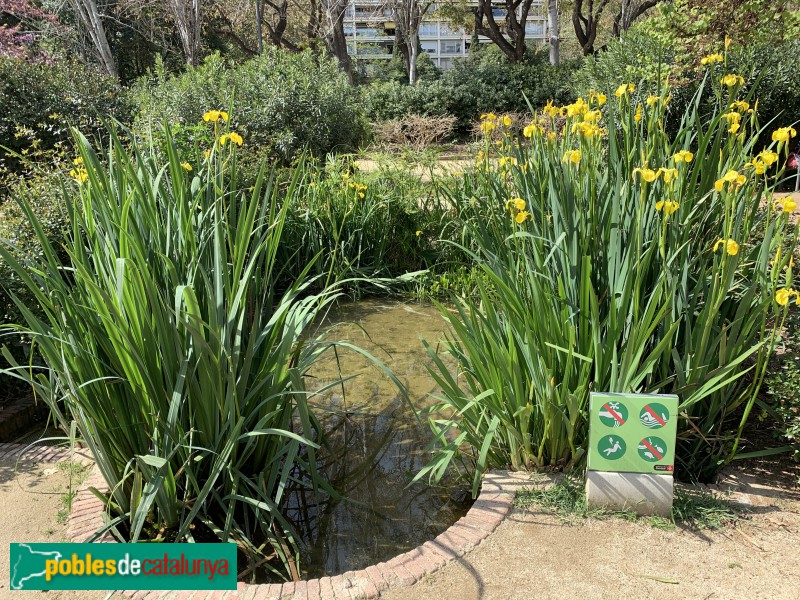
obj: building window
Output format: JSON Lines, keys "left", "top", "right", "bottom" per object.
{"left": 440, "top": 24, "right": 460, "bottom": 37}
{"left": 525, "top": 21, "right": 545, "bottom": 37}
{"left": 421, "top": 40, "right": 438, "bottom": 54}
{"left": 440, "top": 40, "right": 462, "bottom": 55}
{"left": 356, "top": 27, "right": 381, "bottom": 37}
{"left": 420, "top": 23, "right": 438, "bottom": 36}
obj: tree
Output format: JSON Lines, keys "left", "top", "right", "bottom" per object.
{"left": 646, "top": 0, "right": 799, "bottom": 55}
{"left": 472, "top": 0, "right": 537, "bottom": 63}
{"left": 0, "top": 0, "right": 58, "bottom": 62}
{"left": 571, "top": 0, "right": 664, "bottom": 55}
{"left": 571, "top": 0, "right": 611, "bottom": 55}
{"left": 70, "top": 0, "right": 117, "bottom": 76}
{"left": 258, "top": 0, "right": 301, "bottom": 50}
{"left": 612, "top": 0, "right": 662, "bottom": 37}
{"left": 547, "top": 0, "right": 558, "bottom": 64}
{"left": 317, "top": 0, "right": 352, "bottom": 82}
{"left": 392, "top": 0, "right": 433, "bottom": 84}
{"left": 167, "top": 0, "right": 202, "bottom": 66}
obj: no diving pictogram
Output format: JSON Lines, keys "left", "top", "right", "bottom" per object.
{"left": 598, "top": 435, "right": 626, "bottom": 460}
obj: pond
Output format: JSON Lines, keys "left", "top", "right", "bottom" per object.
{"left": 288, "top": 299, "right": 471, "bottom": 579}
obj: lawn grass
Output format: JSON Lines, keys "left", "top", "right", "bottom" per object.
{"left": 514, "top": 474, "right": 744, "bottom": 530}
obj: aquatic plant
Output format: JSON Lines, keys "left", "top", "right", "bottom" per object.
{"left": 420, "top": 64, "right": 799, "bottom": 492}
{"left": 0, "top": 121, "right": 339, "bottom": 579}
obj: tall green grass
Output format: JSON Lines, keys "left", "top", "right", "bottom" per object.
{"left": 419, "top": 74, "right": 798, "bottom": 492}
{"left": 0, "top": 126, "right": 342, "bottom": 579}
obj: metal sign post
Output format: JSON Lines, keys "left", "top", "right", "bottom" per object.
{"left": 586, "top": 392, "right": 679, "bottom": 516}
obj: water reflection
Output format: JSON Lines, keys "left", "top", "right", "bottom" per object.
{"left": 287, "top": 300, "right": 470, "bottom": 578}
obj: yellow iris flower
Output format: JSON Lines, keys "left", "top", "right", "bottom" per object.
{"left": 774, "top": 198, "right": 798, "bottom": 213}
{"left": 714, "top": 238, "right": 740, "bottom": 256}
{"left": 714, "top": 169, "right": 745, "bottom": 191}
{"left": 775, "top": 288, "right": 795, "bottom": 306}
{"left": 658, "top": 168, "right": 679, "bottom": 183}
{"left": 180, "top": 162, "right": 192, "bottom": 171}
{"left": 673, "top": 150, "right": 694, "bottom": 163}
{"left": 69, "top": 168, "right": 88, "bottom": 184}
{"left": 633, "top": 167, "right": 658, "bottom": 183}
{"left": 523, "top": 123, "right": 542, "bottom": 138}
{"left": 772, "top": 127, "right": 797, "bottom": 143}
{"left": 220, "top": 132, "right": 244, "bottom": 147}
{"left": 720, "top": 74, "right": 744, "bottom": 87}
{"left": 700, "top": 54, "right": 724, "bottom": 65}
{"left": 759, "top": 150, "right": 779, "bottom": 166}
{"left": 655, "top": 200, "right": 679, "bottom": 215}
{"left": 203, "top": 110, "right": 229, "bottom": 123}
{"left": 562, "top": 150, "right": 582, "bottom": 164}
{"left": 615, "top": 83, "right": 635, "bottom": 97}
{"left": 729, "top": 100, "right": 750, "bottom": 112}
{"left": 515, "top": 210, "right": 531, "bottom": 223}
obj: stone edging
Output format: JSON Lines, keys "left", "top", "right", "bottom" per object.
{"left": 0, "top": 441, "right": 71, "bottom": 464}
{"left": 66, "top": 467, "right": 534, "bottom": 600}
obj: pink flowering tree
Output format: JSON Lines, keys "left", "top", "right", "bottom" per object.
{"left": 0, "top": 0, "right": 58, "bottom": 62}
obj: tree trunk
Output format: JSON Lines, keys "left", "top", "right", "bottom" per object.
{"left": 613, "top": 0, "right": 665, "bottom": 38}
{"left": 407, "top": 32, "right": 419, "bottom": 85}
{"left": 70, "top": 0, "right": 117, "bottom": 78}
{"left": 255, "top": 0, "right": 264, "bottom": 53}
{"left": 472, "top": 0, "right": 529, "bottom": 64}
{"left": 168, "top": 0, "right": 202, "bottom": 67}
{"left": 548, "top": 0, "right": 559, "bottom": 65}
{"left": 320, "top": 0, "right": 352, "bottom": 82}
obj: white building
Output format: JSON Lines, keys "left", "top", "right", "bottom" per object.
{"left": 344, "top": 1, "right": 549, "bottom": 70}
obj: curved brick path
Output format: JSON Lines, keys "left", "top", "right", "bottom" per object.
{"left": 3, "top": 442, "right": 533, "bottom": 599}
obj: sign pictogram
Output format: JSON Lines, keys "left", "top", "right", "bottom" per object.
{"left": 637, "top": 436, "right": 667, "bottom": 462}
{"left": 597, "top": 435, "right": 626, "bottom": 460}
{"left": 639, "top": 402, "right": 669, "bottom": 430}
{"left": 598, "top": 401, "right": 628, "bottom": 428}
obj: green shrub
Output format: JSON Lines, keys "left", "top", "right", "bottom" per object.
{"left": 133, "top": 50, "right": 368, "bottom": 164}
{"left": 277, "top": 155, "right": 447, "bottom": 293}
{"left": 0, "top": 57, "right": 131, "bottom": 174}
{"left": 362, "top": 47, "right": 578, "bottom": 134}
{"left": 574, "top": 28, "right": 800, "bottom": 149}
{"left": 417, "top": 80, "right": 797, "bottom": 493}
{"left": 766, "top": 309, "right": 800, "bottom": 458}
{"left": 359, "top": 52, "right": 440, "bottom": 84}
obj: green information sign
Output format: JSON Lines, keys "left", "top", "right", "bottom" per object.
{"left": 588, "top": 393, "right": 678, "bottom": 474}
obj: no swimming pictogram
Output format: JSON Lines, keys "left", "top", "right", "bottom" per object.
{"left": 640, "top": 402, "right": 669, "bottom": 429}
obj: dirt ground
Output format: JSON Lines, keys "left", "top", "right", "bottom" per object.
{"left": 0, "top": 452, "right": 106, "bottom": 600}
{"left": 382, "top": 461, "right": 800, "bottom": 600}
{"left": 2, "top": 449, "right": 800, "bottom": 600}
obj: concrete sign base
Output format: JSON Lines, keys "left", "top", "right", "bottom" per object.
{"left": 585, "top": 470, "right": 673, "bottom": 517}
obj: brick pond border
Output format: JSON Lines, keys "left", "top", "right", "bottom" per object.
{"left": 6, "top": 441, "right": 759, "bottom": 599}
{"left": 62, "top": 458, "right": 533, "bottom": 600}
{"left": 2, "top": 442, "right": 532, "bottom": 598}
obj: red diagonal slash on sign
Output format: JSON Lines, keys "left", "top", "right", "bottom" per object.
{"left": 644, "top": 404, "right": 667, "bottom": 426}
{"left": 641, "top": 438, "right": 664, "bottom": 460}
{"left": 602, "top": 403, "right": 625, "bottom": 425}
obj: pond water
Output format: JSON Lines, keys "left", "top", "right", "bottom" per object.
{"left": 289, "top": 299, "right": 471, "bottom": 579}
